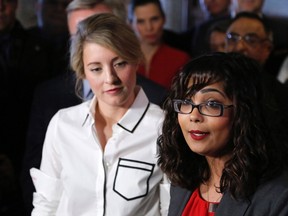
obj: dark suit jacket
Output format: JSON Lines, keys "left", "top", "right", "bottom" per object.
{"left": 20, "top": 72, "right": 81, "bottom": 215}
{"left": 0, "top": 21, "right": 56, "bottom": 175}
{"left": 1, "top": 20, "right": 69, "bottom": 216}
{"left": 168, "top": 173, "right": 288, "bottom": 216}
{"left": 20, "top": 71, "right": 167, "bottom": 215}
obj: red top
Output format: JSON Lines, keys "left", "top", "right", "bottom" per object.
{"left": 182, "top": 189, "right": 219, "bottom": 216}
{"left": 138, "top": 43, "right": 190, "bottom": 89}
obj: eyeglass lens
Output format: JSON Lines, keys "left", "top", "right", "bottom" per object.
{"left": 227, "top": 32, "right": 264, "bottom": 47}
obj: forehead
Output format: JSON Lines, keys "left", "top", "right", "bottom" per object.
{"left": 227, "top": 17, "right": 266, "bottom": 36}
{"left": 187, "top": 80, "right": 227, "bottom": 96}
{"left": 83, "top": 42, "right": 117, "bottom": 62}
{"left": 237, "top": 0, "right": 264, "bottom": 7}
{"left": 133, "top": 3, "right": 162, "bottom": 18}
{"left": 69, "top": 4, "right": 112, "bottom": 19}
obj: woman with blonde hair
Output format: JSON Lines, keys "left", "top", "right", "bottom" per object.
{"left": 30, "top": 13, "right": 169, "bottom": 216}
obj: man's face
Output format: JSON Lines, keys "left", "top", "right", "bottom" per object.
{"left": 0, "top": 0, "right": 17, "bottom": 33}
{"left": 236, "top": 0, "right": 264, "bottom": 13}
{"left": 203, "top": 0, "right": 231, "bottom": 16}
{"left": 36, "top": 0, "right": 71, "bottom": 36}
{"left": 210, "top": 30, "right": 226, "bottom": 52}
{"left": 225, "top": 17, "right": 271, "bottom": 64}
{"left": 67, "top": 4, "right": 112, "bottom": 35}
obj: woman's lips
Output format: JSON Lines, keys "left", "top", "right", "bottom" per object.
{"left": 105, "top": 87, "right": 122, "bottom": 94}
{"left": 145, "top": 34, "right": 157, "bottom": 40}
{"left": 189, "top": 130, "right": 209, "bottom": 141}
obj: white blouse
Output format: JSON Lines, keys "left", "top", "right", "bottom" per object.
{"left": 30, "top": 88, "right": 170, "bottom": 216}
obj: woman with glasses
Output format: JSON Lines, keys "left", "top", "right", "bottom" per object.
{"left": 157, "top": 52, "right": 288, "bottom": 216}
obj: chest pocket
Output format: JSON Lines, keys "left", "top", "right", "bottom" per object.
{"left": 113, "top": 158, "right": 155, "bottom": 201}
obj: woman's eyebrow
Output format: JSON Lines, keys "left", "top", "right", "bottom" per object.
{"left": 200, "top": 88, "right": 226, "bottom": 97}
{"left": 86, "top": 56, "right": 119, "bottom": 66}
{"left": 112, "top": 56, "right": 120, "bottom": 63}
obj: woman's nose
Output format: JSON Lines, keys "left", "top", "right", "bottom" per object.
{"left": 104, "top": 67, "right": 119, "bottom": 84}
{"left": 145, "top": 21, "right": 153, "bottom": 31}
{"left": 189, "top": 107, "right": 204, "bottom": 123}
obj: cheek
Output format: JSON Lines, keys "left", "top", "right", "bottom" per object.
{"left": 210, "top": 116, "right": 233, "bottom": 144}
{"left": 85, "top": 73, "right": 101, "bottom": 89}
{"left": 249, "top": 46, "right": 267, "bottom": 62}
{"left": 121, "top": 69, "right": 137, "bottom": 86}
{"left": 135, "top": 24, "right": 145, "bottom": 34}
{"left": 177, "top": 114, "right": 189, "bottom": 134}
{"left": 213, "top": 118, "right": 231, "bottom": 134}
{"left": 155, "top": 21, "right": 164, "bottom": 31}
{"left": 260, "top": 45, "right": 271, "bottom": 57}
{"left": 225, "top": 44, "right": 234, "bottom": 52}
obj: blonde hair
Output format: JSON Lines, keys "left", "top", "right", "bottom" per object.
{"left": 70, "top": 13, "right": 144, "bottom": 95}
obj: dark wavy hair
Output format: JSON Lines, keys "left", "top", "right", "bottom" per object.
{"left": 157, "top": 52, "right": 285, "bottom": 200}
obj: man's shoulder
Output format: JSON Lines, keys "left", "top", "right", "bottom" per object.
{"left": 32, "top": 72, "right": 81, "bottom": 110}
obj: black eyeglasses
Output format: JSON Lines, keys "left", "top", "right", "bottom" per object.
{"left": 226, "top": 32, "right": 269, "bottom": 48}
{"left": 173, "top": 99, "right": 233, "bottom": 117}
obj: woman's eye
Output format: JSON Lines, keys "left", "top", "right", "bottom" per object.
{"left": 151, "top": 16, "right": 161, "bottom": 23}
{"left": 90, "top": 67, "right": 102, "bottom": 73}
{"left": 206, "top": 101, "right": 221, "bottom": 107}
{"left": 114, "top": 61, "right": 128, "bottom": 69}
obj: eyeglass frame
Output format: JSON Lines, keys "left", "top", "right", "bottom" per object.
{"left": 226, "top": 32, "right": 270, "bottom": 48}
{"left": 173, "top": 99, "right": 233, "bottom": 117}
